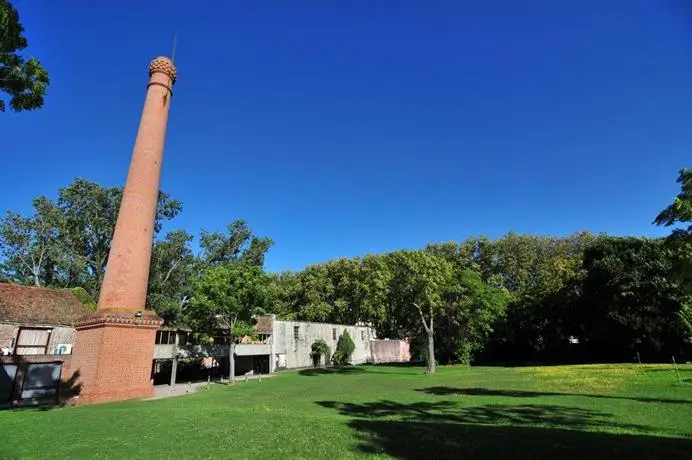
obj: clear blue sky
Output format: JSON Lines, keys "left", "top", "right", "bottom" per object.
{"left": 3, "top": 1, "right": 692, "bottom": 272}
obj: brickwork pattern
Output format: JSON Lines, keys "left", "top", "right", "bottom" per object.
{"left": 69, "top": 56, "right": 174, "bottom": 405}
{"left": 0, "top": 324, "right": 18, "bottom": 350}
{"left": 97, "top": 56, "right": 176, "bottom": 312}
{"left": 70, "top": 320, "right": 160, "bottom": 404}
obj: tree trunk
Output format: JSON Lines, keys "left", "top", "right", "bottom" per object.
{"left": 413, "top": 302, "right": 436, "bottom": 375}
{"left": 228, "top": 340, "right": 236, "bottom": 385}
{"left": 427, "top": 330, "right": 436, "bottom": 374}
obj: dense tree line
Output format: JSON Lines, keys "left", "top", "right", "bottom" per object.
{"left": 2, "top": 171, "right": 692, "bottom": 368}
{"left": 267, "top": 232, "right": 691, "bottom": 365}
{"left": 0, "top": 178, "right": 272, "bottom": 327}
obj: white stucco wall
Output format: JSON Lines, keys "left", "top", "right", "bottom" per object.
{"left": 271, "top": 320, "right": 374, "bottom": 370}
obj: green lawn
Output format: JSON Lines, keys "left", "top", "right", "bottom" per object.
{"left": 2, "top": 364, "right": 692, "bottom": 459}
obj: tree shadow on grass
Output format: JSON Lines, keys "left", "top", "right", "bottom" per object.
{"left": 317, "top": 400, "right": 692, "bottom": 459}
{"left": 417, "top": 386, "right": 692, "bottom": 405}
{"left": 349, "top": 420, "right": 692, "bottom": 459}
{"left": 298, "top": 366, "right": 366, "bottom": 377}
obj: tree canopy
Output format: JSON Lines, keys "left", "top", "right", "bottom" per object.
{"left": 190, "top": 263, "right": 269, "bottom": 383}
{"left": 0, "top": 0, "right": 50, "bottom": 112}
{"left": 2, "top": 173, "right": 692, "bottom": 367}
{"left": 0, "top": 178, "right": 182, "bottom": 299}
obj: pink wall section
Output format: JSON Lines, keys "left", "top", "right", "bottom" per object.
{"left": 370, "top": 339, "right": 410, "bottom": 364}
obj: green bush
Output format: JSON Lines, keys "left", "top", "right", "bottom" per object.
{"left": 332, "top": 330, "right": 355, "bottom": 366}
{"left": 310, "top": 339, "right": 331, "bottom": 367}
{"left": 70, "top": 287, "right": 97, "bottom": 312}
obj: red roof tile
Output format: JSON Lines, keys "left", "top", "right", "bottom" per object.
{"left": 0, "top": 283, "right": 89, "bottom": 326}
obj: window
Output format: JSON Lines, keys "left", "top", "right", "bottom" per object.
{"left": 15, "top": 328, "right": 51, "bottom": 355}
{"left": 332, "top": 328, "right": 337, "bottom": 340}
{"left": 361, "top": 330, "right": 365, "bottom": 341}
{"left": 293, "top": 326, "right": 300, "bottom": 341}
{"left": 155, "top": 331, "right": 178, "bottom": 345}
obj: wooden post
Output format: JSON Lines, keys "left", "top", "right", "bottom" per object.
{"left": 169, "top": 331, "right": 179, "bottom": 388}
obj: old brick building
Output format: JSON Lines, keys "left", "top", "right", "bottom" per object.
{"left": 0, "top": 283, "right": 89, "bottom": 407}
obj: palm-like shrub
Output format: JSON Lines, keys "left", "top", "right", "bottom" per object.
{"left": 311, "top": 339, "right": 331, "bottom": 367}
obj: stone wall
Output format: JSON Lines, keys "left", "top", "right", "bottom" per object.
{"left": 272, "top": 320, "right": 375, "bottom": 370}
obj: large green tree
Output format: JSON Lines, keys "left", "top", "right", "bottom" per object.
{"left": 427, "top": 232, "right": 594, "bottom": 363}
{"left": 147, "top": 229, "right": 196, "bottom": 325}
{"left": 655, "top": 168, "right": 692, "bottom": 284}
{"left": 437, "top": 268, "right": 509, "bottom": 364}
{"left": 0, "top": 197, "right": 61, "bottom": 286}
{"left": 654, "top": 168, "right": 692, "bottom": 354}
{"left": 0, "top": 178, "right": 182, "bottom": 299}
{"left": 654, "top": 168, "right": 692, "bottom": 231}
{"left": 199, "top": 219, "right": 273, "bottom": 268}
{"left": 266, "top": 271, "right": 302, "bottom": 320}
{"left": 579, "top": 236, "right": 689, "bottom": 362}
{"left": 0, "top": 0, "right": 49, "bottom": 111}
{"left": 190, "top": 263, "right": 269, "bottom": 384}
{"left": 385, "top": 250, "right": 453, "bottom": 374}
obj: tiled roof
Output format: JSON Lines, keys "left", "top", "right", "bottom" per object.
{"left": 0, "top": 283, "right": 89, "bottom": 326}
{"left": 253, "top": 315, "right": 273, "bottom": 335}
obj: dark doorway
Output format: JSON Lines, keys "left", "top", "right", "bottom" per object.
{"left": 254, "top": 355, "right": 270, "bottom": 374}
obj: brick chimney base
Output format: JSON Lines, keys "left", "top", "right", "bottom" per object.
{"left": 69, "top": 310, "right": 162, "bottom": 405}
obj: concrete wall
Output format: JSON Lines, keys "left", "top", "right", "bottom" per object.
{"left": 153, "top": 344, "right": 178, "bottom": 360}
{"left": 370, "top": 339, "right": 411, "bottom": 364}
{"left": 272, "top": 320, "right": 375, "bottom": 370}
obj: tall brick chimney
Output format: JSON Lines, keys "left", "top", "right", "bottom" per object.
{"left": 68, "top": 57, "right": 177, "bottom": 405}
{"left": 99, "top": 56, "right": 177, "bottom": 311}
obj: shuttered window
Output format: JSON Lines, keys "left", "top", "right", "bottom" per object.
{"left": 15, "top": 328, "right": 51, "bottom": 355}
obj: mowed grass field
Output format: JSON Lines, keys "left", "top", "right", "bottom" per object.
{"left": 1, "top": 364, "right": 691, "bottom": 459}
